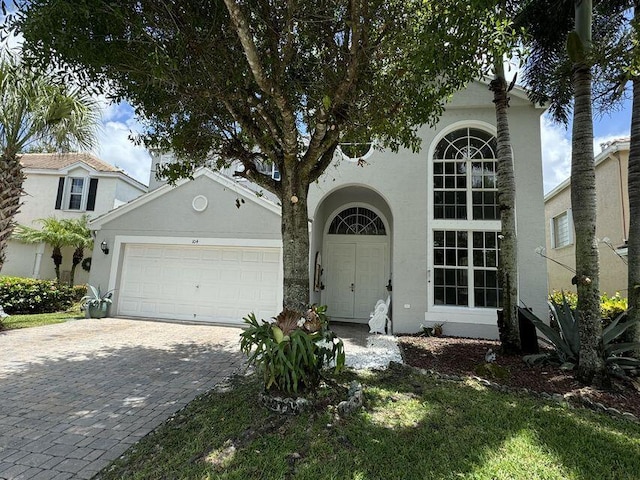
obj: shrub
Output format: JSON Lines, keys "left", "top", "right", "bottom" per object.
{"left": 71, "top": 284, "right": 88, "bottom": 302}
{"left": 0, "top": 276, "right": 76, "bottom": 314}
{"left": 240, "top": 305, "right": 345, "bottom": 394}
{"left": 523, "top": 295, "right": 640, "bottom": 375}
{"left": 601, "top": 292, "right": 627, "bottom": 326}
{"left": 548, "top": 290, "right": 628, "bottom": 328}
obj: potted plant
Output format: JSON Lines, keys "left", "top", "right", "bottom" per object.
{"left": 81, "top": 285, "right": 113, "bottom": 318}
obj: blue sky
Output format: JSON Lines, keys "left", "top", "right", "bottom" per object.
{"left": 541, "top": 95, "right": 632, "bottom": 193}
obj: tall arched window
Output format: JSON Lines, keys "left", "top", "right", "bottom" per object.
{"left": 431, "top": 127, "right": 502, "bottom": 308}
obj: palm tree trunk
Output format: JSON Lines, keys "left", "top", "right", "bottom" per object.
{"left": 490, "top": 61, "right": 520, "bottom": 354}
{"left": 70, "top": 246, "right": 84, "bottom": 286}
{"left": 625, "top": 19, "right": 640, "bottom": 350}
{"left": 51, "top": 246, "right": 63, "bottom": 283}
{"left": 0, "top": 153, "right": 25, "bottom": 272}
{"left": 280, "top": 164, "right": 311, "bottom": 314}
{"left": 571, "top": 0, "right": 606, "bottom": 385}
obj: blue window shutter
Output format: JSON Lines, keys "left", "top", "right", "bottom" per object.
{"left": 86, "top": 178, "right": 99, "bottom": 211}
{"left": 55, "top": 178, "right": 65, "bottom": 209}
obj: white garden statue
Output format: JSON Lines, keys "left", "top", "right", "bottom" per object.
{"left": 368, "top": 296, "right": 390, "bottom": 334}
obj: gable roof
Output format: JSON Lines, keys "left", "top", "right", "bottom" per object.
{"left": 20, "top": 152, "right": 121, "bottom": 172}
{"left": 89, "top": 167, "right": 281, "bottom": 230}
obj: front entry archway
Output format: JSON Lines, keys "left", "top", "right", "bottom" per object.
{"left": 323, "top": 206, "right": 390, "bottom": 322}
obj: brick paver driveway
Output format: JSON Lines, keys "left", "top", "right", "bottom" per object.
{"left": 0, "top": 318, "right": 244, "bottom": 480}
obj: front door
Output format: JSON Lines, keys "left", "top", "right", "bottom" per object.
{"left": 325, "top": 242, "right": 387, "bottom": 319}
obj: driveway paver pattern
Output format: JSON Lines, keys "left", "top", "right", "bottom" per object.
{"left": 0, "top": 318, "right": 244, "bottom": 479}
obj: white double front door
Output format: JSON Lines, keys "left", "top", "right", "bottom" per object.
{"left": 324, "top": 240, "right": 388, "bottom": 320}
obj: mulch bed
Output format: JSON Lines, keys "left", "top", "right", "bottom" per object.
{"left": 398, "top": 335, "right": 640, "bottom": 419}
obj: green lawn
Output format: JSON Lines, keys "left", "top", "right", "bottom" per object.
{"left": 1, "top": 306, "right": 83, "bottom": 330}
{"left": 97, "top": 364, "right": 640, "bottom": 480}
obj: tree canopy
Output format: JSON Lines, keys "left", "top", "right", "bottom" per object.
{"left": 5, "top": 0, "right": 498, "bottom": 311}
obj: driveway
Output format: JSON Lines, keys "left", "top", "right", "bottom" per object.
{"left": 0, "top": 318, "right": 244, "bottom": 480}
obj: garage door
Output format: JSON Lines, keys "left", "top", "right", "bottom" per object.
{"left": 118, "top": 243, "right": 281, "bottom": 324}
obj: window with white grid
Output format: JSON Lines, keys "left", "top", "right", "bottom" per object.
{"left": 552, "top": 210, "right": 572, "bottom": 248}
{"left": 433, "top": 230, "right": 502, "bottom": 308}
{"left": 433, "top": 128, "right": 498, "bottom": 220}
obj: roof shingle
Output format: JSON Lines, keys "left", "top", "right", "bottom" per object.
{"left": 20, "top": 152, "right": 121, "bottom": 173}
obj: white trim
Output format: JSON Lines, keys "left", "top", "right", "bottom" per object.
{"left": 425, "top": 306, "right": 498, "bottom": 326}
{"left": 338, "top": 141, "right": 376, "bottom": 164}
{"left": 192, "top": 195, "right": 208, "bottom": 212}
{"left": 551, "top": 209, "right": 573, "bottom": 249}
{"left": 64, "top": 176, "right": 89, "bottom": 211}
{"left": 90, "top": 167, "right": 281, "bottom": 229}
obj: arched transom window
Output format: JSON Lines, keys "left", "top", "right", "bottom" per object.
{"left": 328, "top": 207, "right": 386, "bottom": 235}
{"left": 433, "top": 128, "right": 498, "bottom": 220}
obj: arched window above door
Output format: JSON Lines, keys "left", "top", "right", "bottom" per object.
{"left": 328, "top": 207, "right": 386, "bottom": 235}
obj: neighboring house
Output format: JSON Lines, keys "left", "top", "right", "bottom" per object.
{"left": 544, "top": 139, "right": 630, "bottom": 296}
{"left": 88, "top": 81, "right": 548, "bottom": 338}
{"left": 3, "top": 152, "right": 147, "bottom": 284}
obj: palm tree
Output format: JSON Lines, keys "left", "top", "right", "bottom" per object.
{"left": 13, "top": 217, "right": 76, "bottom": 282}
{"left": 0, "top": 52, "right": 99, "bottom": 273}
{"left": 490, "top": 58, "right": 520, "bottom": 354}
{"left": 61, "top": 215, "right": 93, "bottom": 285}
{"left": 518, "top": 0, "right": 633, "bottom": 385}
{"left": 625, "top": 2, "right": 640, "bottom": 351}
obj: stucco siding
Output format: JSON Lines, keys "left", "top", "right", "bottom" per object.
{"left": 309, "top": 84, "right": 548, "bottom": 335}
{"left": 88, "top": 174, "right": 282, "bottom": 307}
{"left": 545, "top": 147, "right": 630, "bottom": 296}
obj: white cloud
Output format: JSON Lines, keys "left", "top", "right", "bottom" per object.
{"left": 593, "top": 133, "right": 630, "bottom": 155}
{"left": 540, "top": 114, "right": 630, "bottom": 194}
{"left": 540, "top": 115, "right": 571, "bottom": 194}
{"left": 92, "top": 100, "right": 151, "bottom": 186}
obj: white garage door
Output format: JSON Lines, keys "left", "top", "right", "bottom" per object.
{"left": 118, "top": 243, "right": 281, "bottom": 324}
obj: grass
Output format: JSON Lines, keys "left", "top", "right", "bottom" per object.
{"left": 96, "top": 364, "right": 640, "bottom": 480}
{"left": 1, "top": 305, "right": 83, "bottom": 330}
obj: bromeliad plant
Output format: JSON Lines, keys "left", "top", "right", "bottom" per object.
{"left": 522, "top": 294, "right": 640, "bottom": 376}
{"left": 240, "top": 305, "right": 345, "bottom": 394}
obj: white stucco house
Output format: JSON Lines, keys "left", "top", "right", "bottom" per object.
{"left": 2, "top": 153, "right": 147, "bottom": 284}
{"left": 88, "top": 81, "right": 548, "bottom": 338}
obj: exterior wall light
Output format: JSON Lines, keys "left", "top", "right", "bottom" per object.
{"left": 100, "top": 240, "right": 109, "bottom": 255}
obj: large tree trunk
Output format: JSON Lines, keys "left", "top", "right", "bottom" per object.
{"left": 280, "top": 165, "right": 311, "bottom": 314}
{"left": 571, "top": 0, "right": 607, "bottom": 384}
{"left": 0, "top": 153, "right": 25, "bottom": 272}
{"left": 625, "top": 58, "right": 640, "bottom": 350}
{"left": 490, "top": 63, "right": 520, "bottom": 354}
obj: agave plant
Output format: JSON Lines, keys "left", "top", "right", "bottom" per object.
{"left": 522, "top": 295, "right": 640, "bottom": 375}
{"left": 240, "top": 305, "right": 345, "bottom": 394}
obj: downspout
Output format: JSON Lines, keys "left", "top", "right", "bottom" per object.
{"left": 615, "top": 150, "right": 628, "bottom": 241}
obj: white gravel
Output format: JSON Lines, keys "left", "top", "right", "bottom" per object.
{"left": 344, "top": 334, "right": 403, "bottom": 370}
